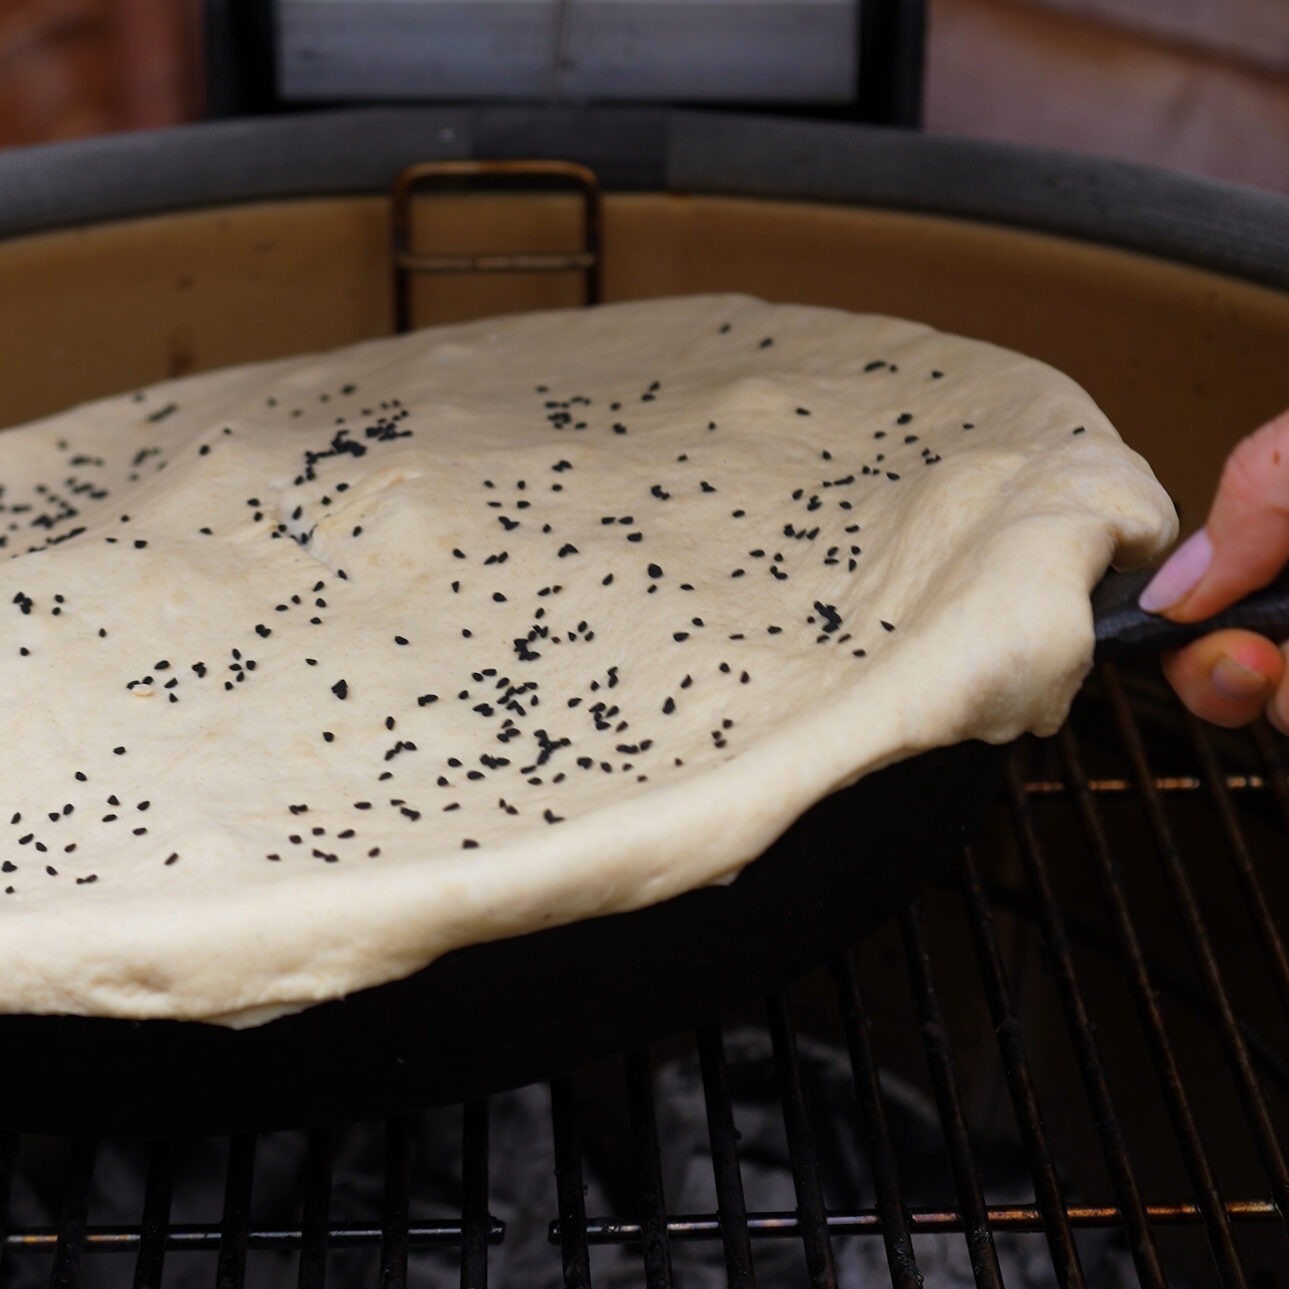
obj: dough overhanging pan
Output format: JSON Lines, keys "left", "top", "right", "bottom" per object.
{"left": 1, "top": 567, "right": 1286, "bottom": 1136}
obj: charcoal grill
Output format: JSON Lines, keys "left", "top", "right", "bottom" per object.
{"left": 1, "top": 108, "right": 1288, "bottom": 1287}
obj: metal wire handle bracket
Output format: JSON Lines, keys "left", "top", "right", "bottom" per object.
{"left": 390, "top": 159, "right": 603, "bottom": 334}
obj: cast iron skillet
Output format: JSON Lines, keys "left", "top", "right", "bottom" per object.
{"left": 4, "top": 569, "right": 1288, "bottom": 1136}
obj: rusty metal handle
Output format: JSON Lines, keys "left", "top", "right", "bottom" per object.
{"left": 389, "top": 158, "right": 602, "bottom": 333}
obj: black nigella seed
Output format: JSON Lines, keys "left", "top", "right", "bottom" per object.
{"left": 759, "top": 337, "right": 773, "bottom": 348}
{"left": 881, "top": 620, "right": 896, "bottom": 632}
{"left": 647, "top": 563, "right": 663, "bottom": 578}
{"left": 463, "top": 839, "right": 478, "bottom": 849}
{"left": 1072, "top": 425, "right": 1086, "bottom": 435}
{"left": 394, "top": 636, "right": 409, "bottom": 646}
{"left": 113, "top": 746, "right": 126, "bottom": 755}
{"left": 323, "top": 732, "right": 334, "bottom": 743}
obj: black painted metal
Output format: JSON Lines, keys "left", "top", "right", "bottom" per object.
{"left": 461, "top": 1101, "right": 492, "bottom": 1289}
{"left": 1187, "top": 708, "right": 1289, "bottom": 1044}
{"left": 133, "top": 1141, "right": 174, "bottom": 1289}
{"left": 696, "top": 1023, "right": 758, "bottom": 1289}
{"left": 856, "top": 0, "right": 925, "bottom": 127}
{"left": 624, "top": 1052, "right": 675, "bottom": 1288}
{"left": 1105, "top": 671, "right": 1289, "bottom": 1236}
{"left": 766, "top": 993, "right": 839, "bottom": 1289}
{"left": 216, "top": 1135, "right": 257, "bottom": 1289}
{"left": 380, "top": 1118, "right": 413, "bottom": 1289}
{"left": 1093, "top": 567, "right": 1289, "bottom": 661}
{"left": 1059, "top": 716, "right": 1248, "bottom": 1288}
{"left": 1002, "top": 758, "right": 1170, "bottom": 1288}
{"left": 550, "top": 1076, "right": 592, "bottom": 1289}
{"left": 899, "top": 906, "right": 1005, "bottom": 1288}
{"left": 957, "top": 846, "right": 1086, "bottom": 1288}
{"left": 833, "top": 953, "right": 923, "bottom": 1288}
{"left": 0, "top": 1133, "right": 17, "bottom": 1286}
{"left": 298, "top": 1127, "right": 333, "bottom": 1289}
{"left": 49, "top": 1138, "right": 96, "bottom": 1289}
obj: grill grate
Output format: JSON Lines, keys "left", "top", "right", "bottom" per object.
{"left": 3, "top": 662, "right": 1287, "bottom": 1288}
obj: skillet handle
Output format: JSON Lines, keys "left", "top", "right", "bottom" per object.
{"left": 1092, "top": 565, "right": 1289, "bottom": 661}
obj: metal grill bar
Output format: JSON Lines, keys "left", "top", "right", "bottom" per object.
{"left": 461, "top": 1100, "right": 491, "bottom": 1289}
{"left": 0, "top": 1131, "right": 17, "bottom": 1282}
{"left": 1252, "top": 721, "right": 1289, "bottom": 826}
{"left": 550, "top": 1075, "right": 592, "bottom": 1289}
{"left": 696, "top": 1022, "right": 757, "bottom": 1289}
{"left": 6, "top": 1220, "right": 506, "bottom": 1254}
{"left": 575, "top": 1198, "right": 1283, "bottom": 1241}
{"left": 217, "top": 1135, "right": 256, "bottom": 1289}
{"left": 1058, "top": 717, "right": 1248, "bottom": 1287}
{"left": 380, "top": 1117, "right": 413, "bottom": 1289}
{"left": 297, "top": 1126, "right": 333, "bottom": 1289}
{"left": 766, "top": 992, "right": 839, "bottom": 1289}
{"left": 625, "top": 1050, "right": 675, "bottom": 1288}
{"left": 132, "top": 1139, "right": 173, "bottom": 1289}
{"left": 14, "top": 1194, "right": 1277, "bottom": 1258}
{"left": 898, "top": 906, "right": 1004, "bottom": 1288}
{"left": 1106, "top": 671, "right": 1289, "bottom": 1232}
{"left": 1004, "top": 757, "right": 1168, "bottom": 1287}
{"left": 1025, "top": 776, "right": 1268, "bottom": 794}
{"left": 49, "top": 1138, "right": 96, "bottom": 1289}
{"left": 833, "top": 953, "right": 922, "bottom": 1288}
{"left": 1184, "top": 706, "right": 1289, "bottom": 1031}
{"left": 956, "top": 846, "right": 1086, "bottom": 1288}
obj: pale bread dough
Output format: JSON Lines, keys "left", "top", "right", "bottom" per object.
{"left": 0, "top": 296, "right": 1176, "bottom": 1025}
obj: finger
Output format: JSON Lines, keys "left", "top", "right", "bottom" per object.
{"left": 1140, "top": 408, "right": 1289, "bottom": 622}
{"left": 1160, "top": 628, "right": 1285, "bottom": 729}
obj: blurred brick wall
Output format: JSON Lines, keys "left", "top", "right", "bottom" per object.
{"left": 925, "top": 0, "right": 1289, "bottom": 195}
{"left": 0, "top": 0, "right": 201, "bottom": 147}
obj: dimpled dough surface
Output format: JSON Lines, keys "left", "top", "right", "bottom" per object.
{"left": 0, "top": 296, "right": 1176, "bottom": 1025}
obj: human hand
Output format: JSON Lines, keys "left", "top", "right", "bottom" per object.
{"left": 1138, "top": 408, "right": 1289, "bottom": 733}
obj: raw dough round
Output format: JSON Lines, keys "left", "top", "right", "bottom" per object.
{"left": 0, "top": 296, "right": 1176, "bottom": 1024}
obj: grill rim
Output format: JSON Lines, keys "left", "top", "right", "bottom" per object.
{"left": 0, "top": 106, "right": 1285, "bottom": 292}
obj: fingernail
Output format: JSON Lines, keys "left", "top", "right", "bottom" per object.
{"left": 1139, "top": 528, "right": 1213, "bottom": 613}
{"left": 1211, "top": 655, "right": 1271, "bottom": 703}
